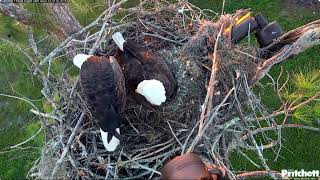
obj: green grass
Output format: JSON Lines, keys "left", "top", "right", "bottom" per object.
{"left": 231, "top": 128, "right": 320, "bottom": 171}
{"left": 190, "top": 0, "right": 320, "bottom": 172}
{"left": 68, "top": 0, "right": 106, "bottom": 26}
{"left": 0, "top": 0, "right": 319, "bottom": 178}
{"left": 0, "top": 17, "right": 44, "bottom": 178}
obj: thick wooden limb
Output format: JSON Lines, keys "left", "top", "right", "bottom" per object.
{"left": 39, "top": 0, "right": 128, "bottom": 66}
{"left": 251, "top": 25, "right": 320, "bottom": 84}
{"left": 44, "top": 3, "right": 83, "bottom": 40}
{"left": 0, "top": 3, "right": 82, "bottom": 41}
{"left": 0, "top": 3, "right": 31, "bottom": 25}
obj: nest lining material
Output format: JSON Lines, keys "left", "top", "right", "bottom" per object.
{"left": 29, "top": 3, "right": 262, "bottom": 179}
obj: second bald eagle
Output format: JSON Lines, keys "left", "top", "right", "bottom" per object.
{"left": 73, "top": 54, "right": 125, "bottom": 152}
{"left": 112, "top": 32, "right": 177, "bottom": 106}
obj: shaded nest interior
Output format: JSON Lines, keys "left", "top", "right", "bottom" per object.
{"left": 30, "top": 2, "right": 262, "bottom": 179}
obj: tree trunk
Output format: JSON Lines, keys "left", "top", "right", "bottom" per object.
{"left": 0, "top": 3, "right": 83, "bottom": 41}
{"left": 0, "top": 3, "right": 31, "bottom": 25}
{"left": 44, "top": 3, "right": 84, "bottom": 40}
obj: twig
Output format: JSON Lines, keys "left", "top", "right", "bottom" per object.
{"left": 39, "top": 0, "right": 129, "bottom": 66}
{"left": 30, "top": 109, "right": 62, "bottom": 122}
{"left": 0, "top": 93, "right": 46, "bottom": 149}
{"left": 27, "top": 27, "right": 39, "bottom": 56}
{"left": 241, "top": 124, "right": 320, "bottom": 141}
{"left": 51, "top": 112, "right": 85, "bottom": 178}
{"left": 134, "top": 163, "right": 161, "bottom": 175}
{"left": 187, "top": 87, "right": 235, "bottom": 153}
{"left": 166, "top": 121, "right": 183, "bottom": 148}
{"left": 142, "top": 32, "right": 184, "bottom": 45}
{"left": 255, "top": 91, "right": 320, "bottom": 121}
{"left": 236, "top": 170, "right": 283, "bottom": 179}
{"left": 234, "top": 83, "right": 276, "bottom": 179}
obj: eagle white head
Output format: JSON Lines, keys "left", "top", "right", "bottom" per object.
{"left": 112, "top": 32, "right": 126, "bottom": 51}
{"left": 136, "top": 79, "right": 166, "bottom": 106}
{"left": 100, "top": 128, "right": 120, "bottom": 152}
{"left": 73, "top": 54, "right": 93, "bottom": 69}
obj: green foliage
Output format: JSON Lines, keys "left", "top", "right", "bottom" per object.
{"left": 292, "top": 70, "right": 320, "bottom": 95}
{"left": 281, "top": 70, "right": 320, "bottom": 123}
{"left": 0, "top": 15, "right": 27, "bottom": 43}
{"left": 0, "top": 41, "right": 44, "bottom": 178}
{"left": 282, "top": 70, "right": 320, "bottom": 101}
{"left": 22, "top": 4, "right": 57, "bottom": 31}
{"left": 231, "top": 128, "right": 320, "bottom": 171}
{"left": 188, "top": 0, "right": 320, "bottom": 173}
{"left": 0, "top": 125, "right": 43, "bottom": 179}
{"left": 292, "top": 105, "right": 315, "bottom": 123}
{"left": 68, "top": 0, "right": 106, "bottom": 26}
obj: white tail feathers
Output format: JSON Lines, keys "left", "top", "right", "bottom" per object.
{"left": 73, "top": 54, "right": 92, "bottom": 69}
{"left": 136, "top": 79, "right": 167, "bottom": 106}
{"left": 100, "top": 128, "right": 120, "bottom": 152}
{"left": 112, "top": 32, "right": 126, "bottom": 51}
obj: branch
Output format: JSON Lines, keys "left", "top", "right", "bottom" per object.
{"left": 0, "top": 93, "right": 46, "bottom": 148}
{"left": 186, "top": 87, "right": 234, "bottom": 153}
{"left": 251, "top": 21, "right": 320, "bottom": 84}
{"left": 241, "top": 124, "right": 320, "bottom": 140}
{"left": 39, "top": 0, "right": 128, "bottom": 66}
{"left": 255, "top": 91, "right": 320, "bottom": 121}
{"left": 0, "top": 3, "right": 80, "bottom": 41}
{"left": 0, "top": 3, "right": 31, "bottom": 25}
{"left": 199, "top": 26, "right": 223, "bottom": 130}
{"left": 44, "top": 3, "right": 83, "bottom": 40}
{"left": 51, "top": 112, "right": 85, "bottom": 178}
{"left": 236, "top": 171, "right": 283, "bottom": 179}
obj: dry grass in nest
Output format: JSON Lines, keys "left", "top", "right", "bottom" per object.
{"left": 27, "top": 1, "right": 320, "bottom": 179}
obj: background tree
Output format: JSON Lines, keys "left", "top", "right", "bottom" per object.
{"left": 0, "top": 1, "right": 319, "bottom": 179}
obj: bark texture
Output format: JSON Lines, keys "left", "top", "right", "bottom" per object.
{"left": 0, "top": 3, "right": 31, "bottom": 25}
{"left": 44, "top": 3, "right": 84, "bottom": 40}
{"left": 0, "top": 3, "right": 83, "bottom": 41}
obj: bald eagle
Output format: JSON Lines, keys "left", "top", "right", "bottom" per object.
{"left": 112, "top": 32, "right": 177, "bottom": 106}
{"left": 73, "top": 54, "right": 125, "bottom": 152}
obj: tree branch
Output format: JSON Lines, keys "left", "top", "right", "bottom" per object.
{"left": 44, "top": 3, "right": 83, "bottom": 40}
{"left": 236, "top": 171, "right": 283, "bottom": 179}
{"left": 51, "top": 112, "right": 85, "bottom": 178}
{"left": 251, "top": 21, "right": 320, "bottom": 84}
{"left": 0, "top": 3, "right": 31, "bottom": 25}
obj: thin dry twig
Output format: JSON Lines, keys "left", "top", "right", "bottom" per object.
{"left": 51, "top": 112, "right": 85, "bottom": 177}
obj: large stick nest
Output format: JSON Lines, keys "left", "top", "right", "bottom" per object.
{"left": 27, "top": 1, "right": 320, "bottom": 179}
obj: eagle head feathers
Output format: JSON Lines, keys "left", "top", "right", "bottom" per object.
{"left": 136, "top": 79, "right": 166, "bottom": 106}
{"left": 112, "top": 32, "right": 126, "bottom": 51}
{"left": 73, "top": 30, "right": 177, "bottom": 152}
{"left": 73, "top": 54, "right": 93, "bottom": 69}
{"left": 112, "top": 32, "right": 176, "bottom": 106}
{"left": 74, "top": 54, "right": 125, "bottom": 152}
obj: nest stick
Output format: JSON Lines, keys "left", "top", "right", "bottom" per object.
{"left": 186, "top": 87, "right": 235, "bottom": 153}
{"left": 251, "top": 26, "right": 320, "bottom": 84}
{"left": 39, "top": 0, "right": 129, "bottom": 66}
{"left": 51, "top": 112, "right": 85, "bottom": 177}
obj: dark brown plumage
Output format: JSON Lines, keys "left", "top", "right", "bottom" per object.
{"left": 115, "top": 40, "right": 177, "bottom": 104}
{"left": 80, "top": 56, "right": 125, "bottom": 142}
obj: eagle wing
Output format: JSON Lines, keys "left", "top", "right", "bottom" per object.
{"left": 115, "top": 47, "right": 145, "bottom": 89}
{"left": 109, "top": 56, "right": 126, "bottom": 109}
{"left": 80, "top": 56, "right": 125, "bottom": 133}
{"left": 124, "top": 41, "right": 177, "bottom": 99}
